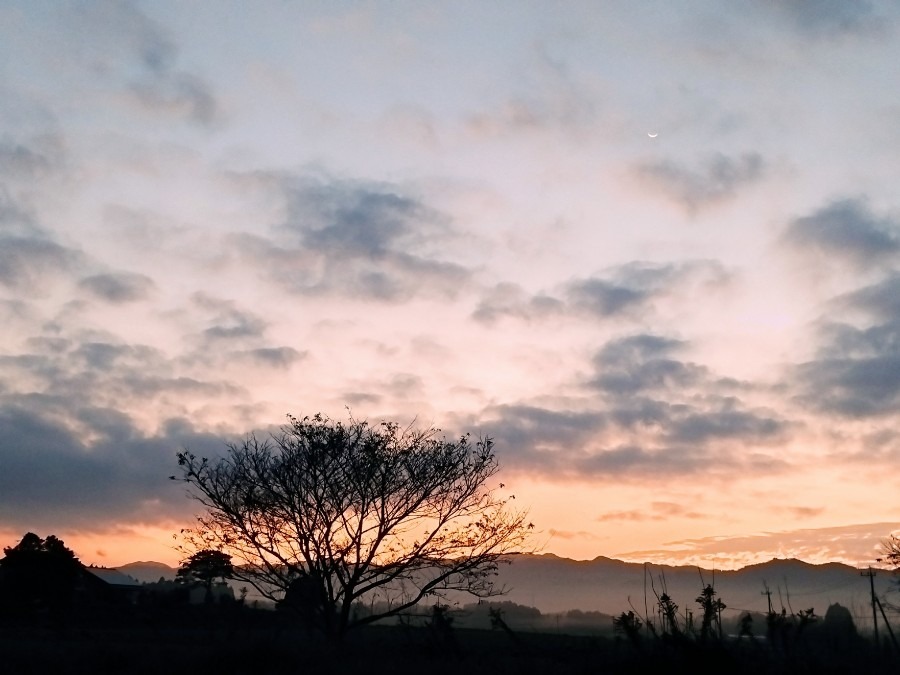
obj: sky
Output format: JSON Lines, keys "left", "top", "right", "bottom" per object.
{"left": 2, "top": 0, "right": 900, "bottom": 570}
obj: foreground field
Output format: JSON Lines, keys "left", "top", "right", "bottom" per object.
{"left": 1, "top": 605, "right": 897, "bottom": 675}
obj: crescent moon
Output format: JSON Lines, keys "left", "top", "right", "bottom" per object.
{"left": 648, "top": 132, "right": 658, "bottom": 138}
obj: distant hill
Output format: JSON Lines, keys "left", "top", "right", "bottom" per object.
{"left": 115, "top": 554, "right": 899, "bottom": 631}
{"left": 117, "top": 561, "right": 177, "bottom": 583}
{"left": 494, "top": 554, "right": 897, "bottom": 632}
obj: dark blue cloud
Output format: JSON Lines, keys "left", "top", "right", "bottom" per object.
{"left": 589, "top": 334, "right": 706, "bottom": 395}
{"left": 463, "top": 338, "right": 790, "bottom": 480}
{"left": 794, "top": 270, "right": 900, "bottom": 417}
{"left": 233, "top": 174, "right": 471, "bottom": 302}
{"left": 0, "top": 403, "right": 223, "bottom": 529}
{"left": 783, "top": 198, "right": 900, "bottom": 268}
{"left": 795, "top": 321, "right": 900, "bottom": 417}
{"left": 474, "top": 261, "right": 728, "bottom": 324}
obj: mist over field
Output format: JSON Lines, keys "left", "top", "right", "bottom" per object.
{"left": 119, "top": 553, "right": 897, "bottom": 633}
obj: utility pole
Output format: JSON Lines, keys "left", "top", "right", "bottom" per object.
{"left": 761, "top": 581, "right": 773, "bottom": 615}
{"left": 875, "top": 595, "right": 899, "bottom": 653}
{"left": 643, "top": 563, "right": 650, "bottom": 627}
{"left": 861, "top": 567, "right": 880, "bottom": 645}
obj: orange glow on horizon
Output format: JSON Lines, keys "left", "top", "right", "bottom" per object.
{"left": 0, "top": 524, "right": 187, "bottom": 569}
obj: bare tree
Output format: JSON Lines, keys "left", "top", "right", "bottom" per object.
{"left": 883, "top": 534, "right": 900, "bottom": 569}
{"left": 174, "top": 413, "right": 531, "bottom": 640}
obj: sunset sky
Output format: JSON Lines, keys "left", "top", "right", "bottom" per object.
{"left": 2, "top": 1, "right": 900, "bottom": 570}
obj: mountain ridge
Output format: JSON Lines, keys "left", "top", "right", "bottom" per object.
{"left": 114, "top": 554, "right": 896, "bottom": 626}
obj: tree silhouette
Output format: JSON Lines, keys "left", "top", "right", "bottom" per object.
{"left": 177, "top": 549, "right": 234, "bottom": 603}
{"left": 0, "top": 532, "right": 83, "bottom": 612}
{"left": 175, "top": 413, "right": 531, "bottom": 641}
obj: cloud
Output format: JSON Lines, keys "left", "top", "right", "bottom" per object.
{"left": 474, "top": 261, "right": 729, "bottom": 324}
{"left": 782, "top": 198, "right": 900, "bottom": 269}
{"left": 576, "top": 443, "right": 749, "bottom": 477}
{"left": 292, "top": 186, "right": 425, "bottom": 255}
{"left": 0, "top": 164, "right": 87, "bottom": 292}
{"left": 569, "top": 261, "right": 730, "bottom": 318}
{"left": 345, "top": 392, "right": 382, "bottom": 406}
{"left": 591, "top": 334, "right": 790, "bottom": 448}
{"left": 74, "top": 0, "right": 178, "bottom": 74}
{"left": 566, "top": 278, "right": 650, "bottom": 317}
{"left": 597, "top": 501, "right": 706, "bottom": 523}
{"left": 0, "top": 403, "right": 223, "bottom": 530}
{"left": 589, "top": 334, "right": 707, "bottom": 395}
{"left": 0, "top": 236, "right": 82, "bottom": 291}
{"left": 636, "top": 153, "right": 765, "bottom": 211}
{"left": 619, "top": 521, "right": 900, "bottom": 568}
{"left": 231, "top": 174, "right": 471, "bottom": 302}
{"left": 203, "top": 316, "right": 266, "bottom": 341}
{"left": 793, "top": 273, "right": 900, "bottom": 417}
{"left": 0, "top": 334, "right": 246, "bottom": 416}
{"left": 0, "top": 299, "right": 35, "bottom": 327}
{"left": 0, "top": 188, "right": 34, "bottom": 232}
{"left": 231, "top": 347, "right": 307, "bottom": 368}
{"left": 840, "top": 428, "right": 900, "bottom": 464}
{"left": 793, "top": 327, "right": 900, "bottom": 417}
{"left": 470, "top": 404, "right": 607, "bottom": 472}
{"left": 191, "top": 293, "right": 267, "bottom": 342}
{"left": 72, "top": 342, "right": 163, "bottom": 372}
{"left": 65, "top": 1, "right": 218, "bottom": 126}
{"left": 471, "top": 392, "right": 789, "bottom": 481}
{"left": 769, "top": 0, "right": 884, "bottom": 38}
{"left": 0, "top": 309, "right": 275, "bottom": 532}
{"left": 114, "top": 374, "right": 245, "bottom": 401}
{"left": 454, "top": 330, "right": 792, "bottom": 482}
{"left": 472, "top": 283, "right": 564, "bottom": 323}
{"left": 79, "top": 272, "right": 156, "bottom": 303}
{"left": 547, "top": 529, "right": 606, "bottom": 542}
{"left": 836, "top": 274, "right": 900, "bottom": 319}
{"left": 665, "top": 400, "right": 786, "bottom": 445}
{"left": 383, "top": 373, "right": 425, "bottom": 398}
{"left": 596, "top": 509, "right": 652, "bottom": 523}
{"left": 130, "top": 73, "right": 217, "bottom": 126}
{"left": 0, "top": 138, "right": 58, "bottom": 179}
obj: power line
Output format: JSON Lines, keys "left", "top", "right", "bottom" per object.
{"left": 782, "top": 578, "right": 859, "bottom": 596}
